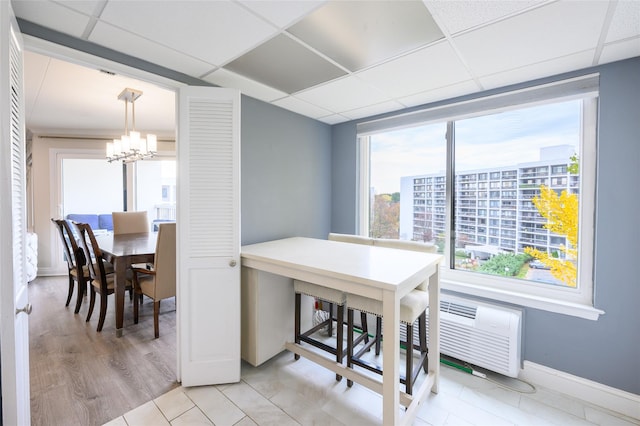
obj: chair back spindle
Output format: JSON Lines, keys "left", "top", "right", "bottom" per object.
{"left": 73, "top": 222, "right": 108, "bottom": 293}
{"left": 51, "top": 218, "right": 88, "bottom": 311}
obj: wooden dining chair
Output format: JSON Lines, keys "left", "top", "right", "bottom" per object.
{"left": 131, "top": 222, "right": 176, "bottom": 338}
{"left": 112, "top": 211, "right": 149, "bottom": 234}
{"left": 73, "top": 221, "right": 133, "bottom": 332}
{"left": 51, "top": 218, "right": 88, "bottom": 313}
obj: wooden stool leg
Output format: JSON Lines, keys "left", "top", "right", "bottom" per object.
{"left": 375, "top": 316, "right": 382, "bottom": 355}
{"left": 335, "top": 304, "right": 344, "bottom": 382}
{"left": 405, "top": 322, "right": 414, "bottom": 395}
{"left": 419, "top": 311, "right": 428, "bottom": 373}
{"left": 347, "top": 308, "right": 354, "bottom": 388}
{"left": 294, "top": 292, "right": 301, "bottom": 360}
{"left": 327, "top": 302, "right": 334, "bottom": 336}
{"left": 360, "top": 312, "right": 369, "bottom": 345}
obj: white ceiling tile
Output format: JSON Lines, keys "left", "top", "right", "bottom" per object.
{"left": 356, "top": 41, "right": 472, "bottom": 98}
{"left": 288, "top": 0, "right": 443, "bottom": 71}
{"left": 12, "top": 0, "right": 91, "bottom": 38}
{"left": 424, "top": 0, "right": 545, "bottom": 35}
{"left": 341, "top": 100, "right": 405, "bottom": 121}
{"left": 239, "top": 0, "right": 327, "bottom": 28}
{"left": 296, "top": 76, "right": 393, "bottom": 113}
{"left": 98, "top": 1, "right": 278, "bottom": 65}
{"left": 89, "top": 22, "right": 216, "bottom": 77}
{"left": 57, "top": 0, "right": 104, "bottom": 16}
{"left": 605, "top": 0, "right": 640, "bottom": 43}
{"left": 599, "top": 37, "right": 640, "bottom": 64}
{"left": 272, "top": 96, "right": 333, "bottom": 119}
{"left": 224, "top": 34, "right": 346, "bottom": 94}
{"left": 397, "top": 80, "right": 481, "bottom": 108}
{"left": 317, "top": 114, "right": 350, "bottom": 125}
{"left": 453, "top": 1, "right": 609, "bottom": 77}
{"left": 202, "top": 68, "right": 287, "bottom": 103}
{"left": 478, "top": 50, "right": 596, "bottom": 90}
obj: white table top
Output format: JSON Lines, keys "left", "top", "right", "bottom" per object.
{"left": 241, "top": 237, "right": 442, "bottom": 297}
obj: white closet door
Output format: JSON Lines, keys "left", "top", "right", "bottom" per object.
{"left": 177, "top": 87, "right": 241, "bottom": 386}
{"left": 0, "top": 2, "right": 31, "bottom": 424}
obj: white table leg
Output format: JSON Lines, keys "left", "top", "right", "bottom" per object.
{"left": 382, "top": 289, "right": 400, "bottom": 425}
{"left": 428, "top": 268, "right": 440, "bottom": 393}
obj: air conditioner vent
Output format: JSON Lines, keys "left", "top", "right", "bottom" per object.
{"left": 441, "top": 300, "right": 477, "bottom": 319}
{"left": 400, "top": 295, "right": 523, "bottom": 377}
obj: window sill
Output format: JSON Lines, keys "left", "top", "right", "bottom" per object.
{"left": 442, "top": 278, "right": 605, "bottom": 320}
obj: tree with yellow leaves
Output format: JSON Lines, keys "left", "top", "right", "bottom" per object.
{"left": 524, "top": 185, "right": 578, "bottom": 287}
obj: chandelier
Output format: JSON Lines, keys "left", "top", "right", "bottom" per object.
{"left": 106, "top": 88, "right": 157, "bottom": 163}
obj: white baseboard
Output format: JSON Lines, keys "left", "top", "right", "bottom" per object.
{"left": 520, "top": 361, "right": 640, "bottom": 421}
{"left": 33, "top": 267, "right": 65, "bottom": 277}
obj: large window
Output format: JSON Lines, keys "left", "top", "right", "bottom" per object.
{"left": 358, "top": 76, "right": 598, "bottom": 318}
{"left": 135, "top": 159, "right": 176, "bottom": 230}
{"left": 62, "top": 158, "right": 123, "bottom": 221}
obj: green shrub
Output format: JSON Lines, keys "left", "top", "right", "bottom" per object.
{"left": 455, "top": 249, "right": 469, "bottom": 258}
{"left": 479, "top": 253, "right": 529, "bottom": 277}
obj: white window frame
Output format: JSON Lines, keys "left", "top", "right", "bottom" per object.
{"left": 357, "top": 75, "right": 603, "bottom": 320}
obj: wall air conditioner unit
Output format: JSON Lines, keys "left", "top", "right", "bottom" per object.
{"left": 402, "top": 294, "right": 523, "bottom": 378}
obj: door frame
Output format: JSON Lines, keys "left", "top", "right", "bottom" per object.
{"left": 22, "top": 35, "right": 187, "bottom": 378}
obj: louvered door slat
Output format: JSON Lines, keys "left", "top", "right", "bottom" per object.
{"left": 187, "top": 99, "right": 234, "bottom": 257}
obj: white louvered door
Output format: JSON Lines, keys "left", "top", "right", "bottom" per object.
{"left": 177, "top": 87, "right": 241, "bottom": 386}
{"left": 0, "top": 2, "right": 31, "bottom": 424}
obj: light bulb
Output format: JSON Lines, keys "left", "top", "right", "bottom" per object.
{"left": 113, "top": 139, "right": 122, "bottom": 155}
{"left": 121, "top": 135, "right": 131, "bottom": 153}
{"left": 130, "top": 131, "right": 141, "bottom": 151}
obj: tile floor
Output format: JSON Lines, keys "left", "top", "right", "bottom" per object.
{"left": 104, "top": 349, "right": 638, "bottom": 426}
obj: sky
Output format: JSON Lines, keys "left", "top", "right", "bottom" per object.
{"left": 369, "top": 100, "right": 581, "bottom": 194}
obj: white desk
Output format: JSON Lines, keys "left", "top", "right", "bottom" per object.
{"left": 241, "top": 237, "right": 442, "bottom": 425}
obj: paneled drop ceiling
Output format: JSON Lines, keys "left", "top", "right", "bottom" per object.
{"left": 13, "top": 0, "right": 640, "bottom": 136}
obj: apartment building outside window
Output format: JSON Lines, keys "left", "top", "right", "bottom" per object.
{"left": 357, "top": 75, "right": 598, "bottom": 316}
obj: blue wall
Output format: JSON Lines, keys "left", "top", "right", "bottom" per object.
{"left": 331, "top": 123, "right": 359, "bottom": 234}
{"left": 330, "top": 57, "right": 640, "bottom": 394}
{"left": 241, "top": 96, "right": 332, "bottom": 245}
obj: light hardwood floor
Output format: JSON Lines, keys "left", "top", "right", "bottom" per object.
{"left": 28, "top": 275, "right": 179, "bottom": 426}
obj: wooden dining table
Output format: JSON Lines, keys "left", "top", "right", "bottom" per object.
{"left": 95, "top": 232, "right": 157, "bottom": 337}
